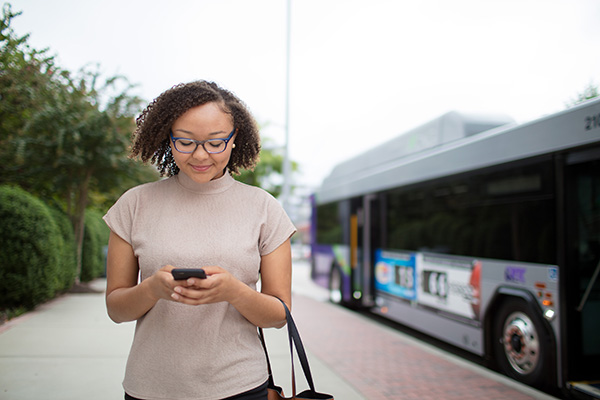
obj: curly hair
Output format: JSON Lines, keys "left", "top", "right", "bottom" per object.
{"left": 130, "top": 80, "right": 261, "bottom": 176}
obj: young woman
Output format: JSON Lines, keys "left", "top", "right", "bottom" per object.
{"left": 103, "top": 81, "right": 295, "bottom": 400}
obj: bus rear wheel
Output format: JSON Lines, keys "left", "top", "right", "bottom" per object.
{"left": 492, "top": 298, "right": 553, "bottom": 389}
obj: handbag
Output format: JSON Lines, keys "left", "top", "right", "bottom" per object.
{"left": 258, "top": 299, "right": 334, "bottom": 400}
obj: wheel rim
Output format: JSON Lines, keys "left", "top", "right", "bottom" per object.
{"left": 502, "top": 311, "right": 540, "bottom": 375}
{"left": 330, "top": 269, "right": 342, "bottom": 303}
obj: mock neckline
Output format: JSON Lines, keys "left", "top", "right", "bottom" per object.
{"left": 175, "top": 170, "right": 235, "bottom": 194}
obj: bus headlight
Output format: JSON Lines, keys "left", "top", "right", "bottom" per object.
{"left": 543, "top": 308, "right": 556, "bottom": 321}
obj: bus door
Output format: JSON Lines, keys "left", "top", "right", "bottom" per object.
{"left": 360, "top": 194, "right": 379, "bottom": 307}
{"left": 349, "top": 198, "right": 362, "bottom": 304}
{"left": 347, "top": 195, "right": 380, "bottom": 307}
{"left": 564, "top": 146, "right": 600, "bottom": 392}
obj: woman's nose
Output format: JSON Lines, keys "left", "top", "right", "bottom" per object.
{"left": 191, "top": 144, "right": 210, "bottom": 158}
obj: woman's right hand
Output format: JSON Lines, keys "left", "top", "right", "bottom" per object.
{"left": 106, "top": 233, "right": 180, "bottom": 323}
{"left": 147, "top": 265, "right": 183, "bottom": 301}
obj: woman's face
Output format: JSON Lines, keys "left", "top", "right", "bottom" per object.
{"left": 170, "top": 102, "right": 236, "bottom": 184}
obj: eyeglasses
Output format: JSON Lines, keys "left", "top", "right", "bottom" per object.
{"left": 170, "top": 128, "right": 235, "bottom": 154}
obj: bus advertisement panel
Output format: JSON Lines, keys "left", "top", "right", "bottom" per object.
{"left": 417, "top": 253, "right": 480, "bottom": 321}
{"left": 374, "top": 249, "right": 416, "bottom": 301}
{"left": 374, "top": 250, "right": 480, "bottom": 321}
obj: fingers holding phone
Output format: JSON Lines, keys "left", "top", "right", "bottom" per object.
{"left": 170, "top": 266, "right": 242, "bottom": 305}
{"left": 170, "top": 267, "right": 211, "bottom": 304}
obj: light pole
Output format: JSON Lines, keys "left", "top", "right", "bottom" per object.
{"left": 281, "top": 0, "right": 292, "bottom": 214}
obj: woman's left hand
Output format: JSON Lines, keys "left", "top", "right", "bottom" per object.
{"left": 170, "top": 266, "right": 243, "bottom": 305}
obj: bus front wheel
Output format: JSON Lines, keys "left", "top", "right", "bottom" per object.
{"left": 492, "top": 298, "right": 553, "bottom": 389}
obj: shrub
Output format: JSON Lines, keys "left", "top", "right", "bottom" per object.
{"left": 47, "top": 207, "right": 77, "bottom": 292}
{"left": 0, "top": 185, "right": 62, "bottom": 309}
{"left": 81, "top": 209, "right": 109, "bottom": 282}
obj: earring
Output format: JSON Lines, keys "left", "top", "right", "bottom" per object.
{"left": 232, "top": 143, "right": 236, "bottom": 149}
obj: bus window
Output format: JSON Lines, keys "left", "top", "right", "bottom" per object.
{"left": 384, "top": 160, "right": 556, "bottom": 264}
{"left": 316, "top": 202, "right": 343, "bottom": 245}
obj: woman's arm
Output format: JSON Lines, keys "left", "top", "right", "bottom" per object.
{"left": 170, "top": 239, "right": 293, "bottom": 328}
{"left": 105, "top": 231, "right": 177, "bottom": 323}
{"left": 232, "top": 238, "right": 292, "bottom": 328}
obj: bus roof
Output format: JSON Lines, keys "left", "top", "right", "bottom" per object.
{"left": 315, "top": 100, "right": 600, "bottom": 204}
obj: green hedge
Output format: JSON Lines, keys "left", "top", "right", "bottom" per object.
{"left": 47, "top": 207, "right": 78, "bottom": 292}
{"left": 0, "top": 185, "right": 62, "bottom": 309}
{"left": 81, "top": 208, "right": 110, "bottom": 282}
{"left": 0, "top": 185, "right": 109, "bottom": 310}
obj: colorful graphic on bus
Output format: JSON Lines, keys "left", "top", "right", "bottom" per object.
{"left": 416, "top": 253, "right": 480, "bottom": 321}
{"left": 374, "top": 249, "right": 416, "bottom": 300}
{"left": 375, "top": 250, "right": 481, "bottom": 320}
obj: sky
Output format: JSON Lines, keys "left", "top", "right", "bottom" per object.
{"left": 7, "top": 0, "right": 600, "bottom": 191}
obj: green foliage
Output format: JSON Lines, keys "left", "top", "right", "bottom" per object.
{"left": 0, "top": 4, "right": 62, "bottom": 188}
{"left": 0, "top": 5, "right": 156, "bottom": 284}
{"left": 567, "top": 82, "right": 599, "bottom": 108}
{"left": 80, "top": 209, "right": 109, "bottom": 282}
{"left": 235, "top": 138, "right": 298, "bottom": 198}
{"left": 47, "top": 207, "right": 78, "bottom": 292}
{"left": 0, "top": 185, "right": 61, "bottom": 309}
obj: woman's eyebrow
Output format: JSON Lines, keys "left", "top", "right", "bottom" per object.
{"left": 172, "top": 128, "right": 228, "bottom": 136}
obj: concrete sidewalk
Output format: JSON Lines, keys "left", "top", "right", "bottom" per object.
{"left": 0, "top": 271, "right": 364, "bottom": 400}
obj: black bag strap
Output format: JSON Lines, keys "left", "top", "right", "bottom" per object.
{"left": 258, "top": 297, "right": 317, "bottom": 396}
{"left": 258, "top": 326, "right": 275, "bottom": 386}
{"left": 282, "top": 299, "right": 317, "bottom": 392}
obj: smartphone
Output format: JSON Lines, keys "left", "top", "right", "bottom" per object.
{"left": 171, "top": 268, "right": 207, "bottom": 280}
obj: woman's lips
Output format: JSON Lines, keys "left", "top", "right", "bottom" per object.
{"left": 191, "top": 164, "right": 211, "bottom": 172}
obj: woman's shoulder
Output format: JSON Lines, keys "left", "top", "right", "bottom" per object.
{"left": 115, "top": 177, "right": 174, "bottom": 202}
{"left": 229, "top": 180, "right": 289, "bottom": 217}
{"left": 231, "top": 180, "right": 277, "bottom": 201}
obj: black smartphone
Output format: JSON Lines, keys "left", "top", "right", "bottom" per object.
{"left": 171, "top": 268, "right": 207, "bottom": 280}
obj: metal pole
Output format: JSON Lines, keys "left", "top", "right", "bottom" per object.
{"left": 281, "top": 0, "right": 292, "bottom": 214}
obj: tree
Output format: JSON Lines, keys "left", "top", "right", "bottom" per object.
{"left": 566, "top": 82, "right": 599, "bottom": 108}
{"left": 0, "top": 4, "right": 60, "bottom": 182}
{"left": 235, "top": 137, "right": 298, "bottom": 198}
{"left": 0, "top": 5, "right": 157, "bottom": 283}
{"left": 21, "top": 67, "right": 158, "bottom": 282}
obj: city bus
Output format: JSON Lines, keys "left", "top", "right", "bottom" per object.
{"left": 310, "top": 99, "right": 600, "bottom": 398}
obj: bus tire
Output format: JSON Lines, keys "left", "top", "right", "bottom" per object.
{"left": 492, "top": 297, "right": 553, "bottom": 389}
{"left": 328, "top": 265, "right": 344, "bottom": 305}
